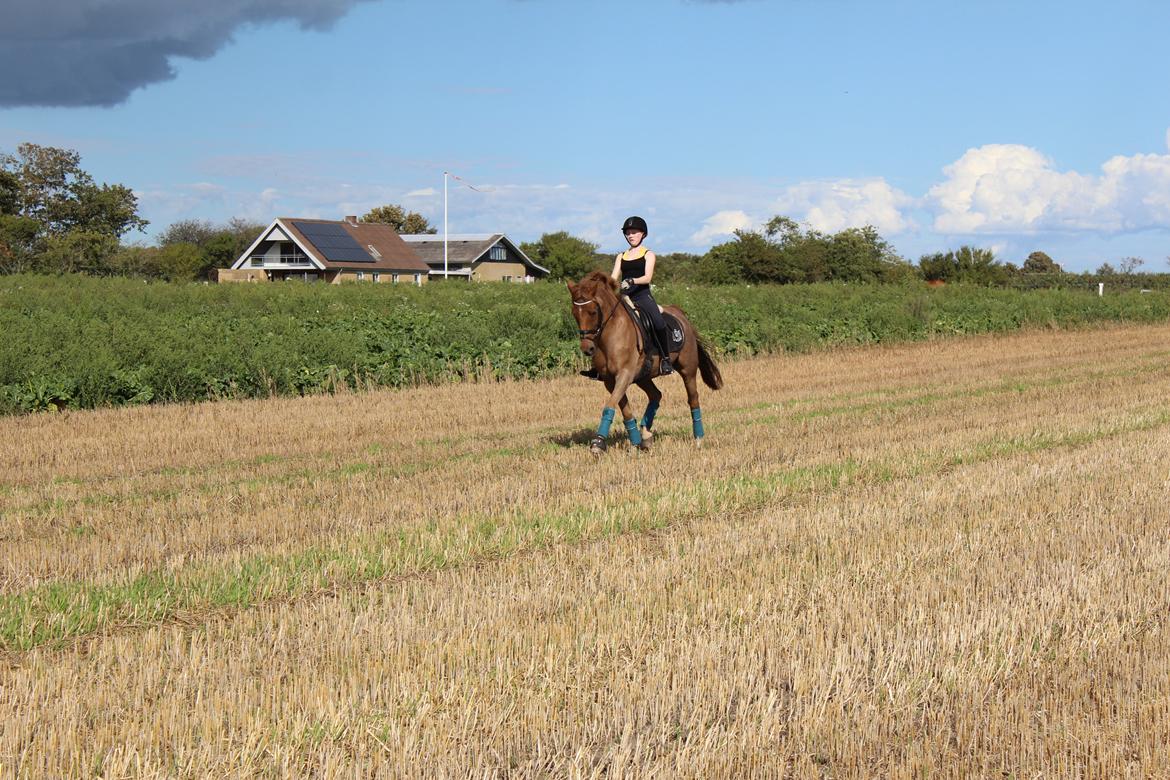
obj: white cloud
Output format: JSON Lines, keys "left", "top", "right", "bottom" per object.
{"left": 773, "top": 178, "right": 914, "bottom": 234}
{"left": 404, "top": 188, "right": 436, "bottom": 198}
{"left": 928, "top": 143, "right": 1170, "bottom": 234}
{"left": 690, "top": 210, "right": 754, "bottom": 243}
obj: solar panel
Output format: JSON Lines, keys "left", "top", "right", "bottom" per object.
{"left": 292, "top": 221, "right": 374, "bottom": 263}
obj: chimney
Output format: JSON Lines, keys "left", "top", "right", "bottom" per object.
{"left": 344, "top": 215, "right": 358, "bottom": 226}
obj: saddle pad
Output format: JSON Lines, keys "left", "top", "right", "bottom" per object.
{"left": 663, "top": 312, "right": 685, "bottom": 354}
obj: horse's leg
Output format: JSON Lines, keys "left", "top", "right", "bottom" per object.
{"left": 680, "top": 368, "right": 705, "bottom": 448}
{"left": 635, "top": 378, "right": 662, "bottom": 445}
{"left": 591, "top": 371, "right": 640, "bottom": 454}
{"left": 616, "top": 390, "right": 645, "bottom": 450}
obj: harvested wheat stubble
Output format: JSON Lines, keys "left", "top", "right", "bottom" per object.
{"left": 2, "top": 323, "right": 1170, "bottom": 777}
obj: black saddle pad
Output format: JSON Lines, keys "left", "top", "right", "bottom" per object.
{"left": 628, "top": 304, "right": 686, "bottom": 356}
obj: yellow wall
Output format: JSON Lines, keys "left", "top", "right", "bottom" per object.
{"left": 472, "top": 260, "right": 529, "bottom": 282}
{"left": 331, "top": 271, "right": 427, "bottom": 285}
{"left": 215, "top": 269, "right": 269, "bottom": 283}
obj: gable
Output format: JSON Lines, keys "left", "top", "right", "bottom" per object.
{"left": 232, "top": 220, "right": 325, "bottom": 270}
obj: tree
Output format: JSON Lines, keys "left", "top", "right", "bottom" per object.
{"left": 151, "top": 243, "right": 206, "bottom": 281}
{"left": 360, "top": 204, "right": 436, "bottom": 234}
{"left": 823, "top": 226, "right": 911, "bottom": 283}
{"left": 705, "top": 230, "right": 786, "bottom": 284}
{"left": 38, "top": 230, "right": 120, "bottom": 275}
{"left": 0, "top": 169, "right": 18, "bottom": 216}
{"left": 918, "top": 246, "right": 1009, "bottom": 286}
{"left": 701, "top": 216, "right": 911, "bottom": 285}
{"left": 1118, "top": 256, "right": 1145, "bottom": 274}
{"left": 0, "top": 142, "right": 147, "bottom": 274}
{"left": 652, "top": 252, "right": 704, "bottom": 283}
{"left": 159, "top": 219, "right": 219, "bottom": 247}
{"left": 157, "top": 217, "right": 267, "bottom": 279}
{"left": 0, "top": 214, "right": 41, "bottom": 273}
{"left": 2, "top": 143, "right": 147, "bottom": 238}
{"left": 1022, "top": 250, "right": 1062, "bottom": 273}
{"left": 519, "top": 232, "right": 601, "bottom": 280}
{"left": 1096, "top": 262, "right": 1117, "bottom": 275}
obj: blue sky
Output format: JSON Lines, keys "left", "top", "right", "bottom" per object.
{"left": 3, "top": 0, "right": 1169, "bottom": 271}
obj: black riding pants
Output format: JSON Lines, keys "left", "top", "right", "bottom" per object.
{"left": 629, "top": 288, "right": 670, "bottom": 356}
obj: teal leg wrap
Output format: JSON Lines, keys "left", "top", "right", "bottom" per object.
{"left": 624, "top": 417, "right": 642, "bottom": 446}
{"left": 691, "top": 408, "right": 704, "bottom": 439}
{"left": 597, "top": 407, "right": 615, "bottom": 438}
{"left": 640, "top": 398, "right": 660, "bottom": 430}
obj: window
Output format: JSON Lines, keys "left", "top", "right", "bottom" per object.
{"left": 414, "top": 273, "right": 422, "bottom": 286}
{"left": 489, "top": 245, "right": 506, "bottom": 261}
{"left": 356, "top": 271, "right": 365, "bottom": 281}
{"left": 373, "top": 272, "right": 381, "bottom": 282}
{"left": 391, "top": 273, "right": 399, "bottom": 283}
{"left": 250, "top": 257, "right": 264, "bottom": 267}
{"left": 502, "top": 275, "right": 513, "bottom": 283}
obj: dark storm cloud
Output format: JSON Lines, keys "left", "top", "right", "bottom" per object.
{"left": 0, "top": 0, "right": 374, "bottom": 107}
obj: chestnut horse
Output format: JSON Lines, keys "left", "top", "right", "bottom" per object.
{"left": 567, "top": 271, "right": 723, "bottom": 453}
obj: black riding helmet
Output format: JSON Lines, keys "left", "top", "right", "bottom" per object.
{"left": 621, "top": 215, "right": 648, "bottom": 236}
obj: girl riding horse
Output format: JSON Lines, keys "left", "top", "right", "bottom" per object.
{"left": 568, "top": 218, "right": 723, "bottom": 453}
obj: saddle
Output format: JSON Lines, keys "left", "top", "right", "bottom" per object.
{"left": 624, "top": 300, "right": 685, "bottom": 357}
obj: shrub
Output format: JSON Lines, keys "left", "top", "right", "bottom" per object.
{"left": 2, "top": 274, "right": 1168, "bottom": 414}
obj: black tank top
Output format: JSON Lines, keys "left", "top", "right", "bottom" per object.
{"left": 620, "top": 247, "right": 650, "bottom": 294}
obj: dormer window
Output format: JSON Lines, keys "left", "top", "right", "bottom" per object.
{"left": 489, "top": 245, "right": 506, "bottom": 261}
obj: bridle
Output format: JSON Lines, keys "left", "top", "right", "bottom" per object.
{"left": 572, "top": 295, "right": 621, "bottom": 344}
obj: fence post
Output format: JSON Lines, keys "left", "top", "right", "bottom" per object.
{"left": 1098, "top": 282, "right": 1104, "bottom": 297}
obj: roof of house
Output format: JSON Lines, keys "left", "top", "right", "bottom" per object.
{"left": 280, "top": 218, "right": 432, "bottom": 273}
{"left": 400, "top": 233, "right": 549, "bottom": 275}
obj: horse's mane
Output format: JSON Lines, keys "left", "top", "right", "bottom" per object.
{"left": 577, "top": 270, "right": 618, "bottom": 301}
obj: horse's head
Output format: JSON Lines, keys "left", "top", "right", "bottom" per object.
{"left": 568, "top": 272, "right": 618, "bottom": 356}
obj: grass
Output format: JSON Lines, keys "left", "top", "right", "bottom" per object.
{"left": 2, "top": 322, "right": 1170, "bottom": 776}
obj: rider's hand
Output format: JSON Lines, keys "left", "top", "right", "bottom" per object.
{"left": 620, "top": 279, "right": 632, "bottom": 292}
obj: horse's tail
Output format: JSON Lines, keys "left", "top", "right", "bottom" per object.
{"left": 696, "top": 337, "right": 723, "bottom": 390}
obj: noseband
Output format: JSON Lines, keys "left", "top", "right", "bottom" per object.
{"left": 573, "top": 295, "right": 621, "bottom": 341}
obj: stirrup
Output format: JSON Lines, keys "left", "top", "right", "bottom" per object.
{"left": 659, "top": 357, "right": 673, "bottom": 375}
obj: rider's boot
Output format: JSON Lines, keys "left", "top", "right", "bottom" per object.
{"left": 655, "top": 326, "right": 673, "bottom": 375}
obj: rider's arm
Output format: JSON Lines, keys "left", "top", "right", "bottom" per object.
{"left": 629, "top": 251, "right": 657, "bottom": 286}
{"left": 611, "top": 254, "right": 622, "bottom": 282}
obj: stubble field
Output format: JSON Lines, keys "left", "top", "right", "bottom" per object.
{"left": 2, "top": 323, "right": 1170, "bottom": 778}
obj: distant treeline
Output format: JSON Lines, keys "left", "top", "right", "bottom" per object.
{"left": 523, "top": 219, "right": 1168, "bottom": 290}
{"left": 4, "top": 274, "right": 1170, "bottom": 415}
{"left": 4, "top": 142, "right": 1167, "bottom": 289}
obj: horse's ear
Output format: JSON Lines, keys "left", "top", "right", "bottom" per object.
{"left": 566, "top": 281, "right": 576, "bottom": 296}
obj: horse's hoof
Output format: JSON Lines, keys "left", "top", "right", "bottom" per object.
{"left": 589, "top": 435, "right": 607, "bottom": 455}
{"left": 641, "top": 428, "right": 654, "bottom": 443}
{"left": 694, "top": 437, "right": 704, "bottom": 450}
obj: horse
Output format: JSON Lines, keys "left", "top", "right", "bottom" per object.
{"left": 566, "top": 270, "right": 723, "bottom": 454}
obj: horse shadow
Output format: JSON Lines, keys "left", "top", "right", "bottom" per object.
{"left": 549, "top": 428, "right": 598, "bottom": 448}
{"left": 548, "top": 427, "right": 669, "bottom": 449}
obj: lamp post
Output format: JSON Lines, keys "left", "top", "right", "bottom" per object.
{"left": 443, "top": 170, "right": 448, "bottom": 279}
